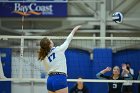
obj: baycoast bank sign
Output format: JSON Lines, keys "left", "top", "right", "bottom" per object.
{"left": 14, "top": 3, "right": 53, "bottom": 16}
{"left": 0, "top": 1, "right": 67, "bottom": 17}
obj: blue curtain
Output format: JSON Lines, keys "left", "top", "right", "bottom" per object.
{"left": 0, "top": 48, "right": 11, "bottom": 93}
{"left": 92, "top": 48, "right": 112, "bottom": 93}
{"left": 65, "top": 49, "right": 93, "bottom": 93}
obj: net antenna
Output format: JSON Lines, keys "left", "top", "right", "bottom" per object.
{"left": 18, "top": 1, "right": 44, "bottom": 78}
{"left": 19, "top": 0, "right": 25, "bottom": 78}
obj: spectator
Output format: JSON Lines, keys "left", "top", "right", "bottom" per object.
{"left": 70, "top": 78, "right": 89, "bottom": 93}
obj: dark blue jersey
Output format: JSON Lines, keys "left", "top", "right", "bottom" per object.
{"left": 100, "top": 74, "right": 123, "bottom": 93}
{"left": 97, "top": 73, "right": 133, "bottom": 93}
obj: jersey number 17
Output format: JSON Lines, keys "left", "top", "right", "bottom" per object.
{"left": 48, "top": 53, "right": 56, "bottom": 62}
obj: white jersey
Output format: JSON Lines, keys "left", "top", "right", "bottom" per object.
{"left": 43, "top": 34, "right": 73, "bottom": 74}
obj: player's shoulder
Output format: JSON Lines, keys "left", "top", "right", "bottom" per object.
{"left": 50, "top": 46, "right": 61, "bottom": 53}
{"left": 48, "top": 47, "right": 56, "bottom": 55}
{"left": 54, "top": 46, "right": 63, "bottom": 51}
{"left": 50, "top": 47, "right": 56, "bottom": 51}
{"left": 50, "top": 46, "right": 64, "bottom": 52}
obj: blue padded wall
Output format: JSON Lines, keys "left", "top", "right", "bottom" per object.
{"left": 92, "top": 48, "right": 112, "bottom": 93}
{"left": 0, "top": 48, "right": 11, "bottom": 93}
{"left": 65, "top": 49, "right": 93, "bottom": 93}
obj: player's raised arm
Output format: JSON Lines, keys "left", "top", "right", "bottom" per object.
{"left": 58, "top": 25, "right": 81, "bottom": 51}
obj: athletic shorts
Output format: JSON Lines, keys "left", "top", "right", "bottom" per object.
{"left": 46, "top": 74, "right": 68, "bottom": 92}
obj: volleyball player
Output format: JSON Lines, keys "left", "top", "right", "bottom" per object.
{"left": 121, "top": 63, "right": 134, "bottom": 93}
{"left": 38, "top": 25, "right": 81, "bottom": 93}
{"left": 96, "top": 64, "right": 133, "bottom": 93}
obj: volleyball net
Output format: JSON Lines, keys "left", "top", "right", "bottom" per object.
{"left": 0, "top": 36, "right": 140, "bottom": 78}
{"left": 0, "top": 36, "right": 140, "bottom": 93}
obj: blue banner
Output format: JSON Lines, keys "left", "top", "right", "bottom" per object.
{"left": 0, "top": 2, "right": 67, "bottom": 17}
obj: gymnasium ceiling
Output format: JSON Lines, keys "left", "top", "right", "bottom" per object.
{"left": 0, "top": 0, "right": 140, "bottom": 36}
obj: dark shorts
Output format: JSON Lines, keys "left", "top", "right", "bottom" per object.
{"left": 122, "top": 85, "right": 133, "bottom": 93}
{"left": 47, "top": 74, "right": 68, "bottom": 92}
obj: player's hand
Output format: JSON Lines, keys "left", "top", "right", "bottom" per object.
{"left": 105, "top": 67, "right": 112, "bottom": 72}
{"left": 122, "top": 64, "right": 127, "bottom": 70}
{"left": 73, "top": 25, "right": 81, "bottom": 31}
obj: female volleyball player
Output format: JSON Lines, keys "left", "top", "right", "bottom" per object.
{"left": 96, "top": 64, "right": 133, "bottom": 93}
{"left": 121, "top": 63, "right": 134, "bottom": 93}
{"left": 38, "top": 25, "right": 81, "bottom": 93}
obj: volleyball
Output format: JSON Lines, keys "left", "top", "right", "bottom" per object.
{"left": 112, "top": 12, "right": 123, "bottom": 23}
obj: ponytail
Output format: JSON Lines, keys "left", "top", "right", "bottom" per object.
{"left": 38, "top": 38, "right": 51, "bottom": 61}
